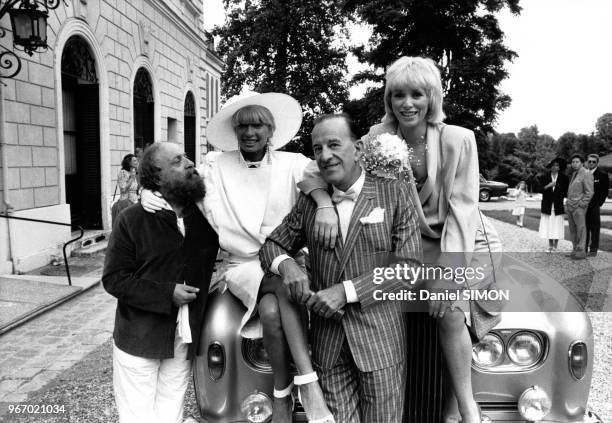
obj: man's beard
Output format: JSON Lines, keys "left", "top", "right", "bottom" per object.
{"left": 160, "top": 172, "right": 206, "bottom": 206}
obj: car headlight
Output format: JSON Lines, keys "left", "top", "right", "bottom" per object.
{"left": 568, "top": 341, "right": 588, "bottom": 380}
{"left": 207, "top": 342, "right": 225, "bottom": 380}
{"left": 472, "top": 333, "right": 504, "bottom": 367}
{"left": 507, "top": 332, "right": 543, "bottom": 367}
{"left": 518, "top": 386, "right": 551, "bottom": 421}
{"left": 240, "top": 391, "right": 272, "bottom": 423}
{"left": 242, "top": 338, "right": 272, "bottom": 371}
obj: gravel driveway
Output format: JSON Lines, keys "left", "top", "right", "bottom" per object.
{"left": 492, "top": 216, "right": 611, "bottom": 422}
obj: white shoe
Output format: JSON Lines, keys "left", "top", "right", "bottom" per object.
{"left": 294, "top": 372, "right": 335, "bottom": 423}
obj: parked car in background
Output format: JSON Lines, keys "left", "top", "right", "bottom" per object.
{"left": 480, "top": 174, "right": 509, "bottom": 202}
{"left": 193, "top": 253, "right": 602, "bottom": 423}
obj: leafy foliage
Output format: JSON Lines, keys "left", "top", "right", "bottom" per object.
{"left": 595, "top": 113, "right": 612, "bottom": 153}
{"left": 343, "top": 0, "right": 521, "bottom": 159}
{"left": 556, "top": 131, "right": 608, "bottom": 160}
{"left": 213, "top": 0, "right": 350, "bottom": 153}
{"left": 489, "top": 126, "right": 555, "bottom": 190}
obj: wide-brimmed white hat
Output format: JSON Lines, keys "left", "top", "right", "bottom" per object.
{"left": 206, "top": 92, "right": 303, "bottom": 151}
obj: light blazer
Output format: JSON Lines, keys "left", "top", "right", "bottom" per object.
{"left": 366, "top": 122, "right": 483, "bottom": 252}
{"left": 365, "top": 122, "right": 503, "bottom": 339}
{"left": 567, "top": 167, "right": 594, "bottom": 209}
{"left": 260, "top": 173, "right": 422, "bottom": 372}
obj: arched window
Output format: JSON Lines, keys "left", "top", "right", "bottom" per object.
{"left": 184, "top": 91, "right": 196, "bottom": 162}
{"left": 133, "top": 68, "right": 154, "bottom": 150}
{"left": 61, "top": 36, "right": 101, "bottom": 229}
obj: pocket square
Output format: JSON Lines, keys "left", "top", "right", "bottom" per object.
{"left": 360, "top": 207, "right": 385, "bottom": 224}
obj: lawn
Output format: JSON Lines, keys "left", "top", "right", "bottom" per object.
{"left": 482, "top": 208, "right": 612, "bottom": 252}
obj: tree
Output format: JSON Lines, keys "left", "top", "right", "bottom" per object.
{"left": 556, "top": 132, "right": 606, "bottom": 160}
{"left": 595, "top": 113, "right": 612, "bottom": 153}
{"left": 556, "top": 132, "right": 579, "bottom": 160}
{"left": 213, "top": 0, "right": 350, "bottom": 153}
{"left": 494, "top": 126, "right": 555, "bottom": 190}
{"left": 343, "top": 0, "right": 521, "bottom": 171}
{"left": 488, "top": 132, "right": 517, "bottom": 180}
{"left": 596, "top": 113, "right": 612, "bottom": 140}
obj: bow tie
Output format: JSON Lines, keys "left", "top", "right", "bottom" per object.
{"left": 332, "top": 189, "right": 358, "bottom": 203}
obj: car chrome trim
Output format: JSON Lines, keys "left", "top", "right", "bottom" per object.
{"left": 568, "top": 340, "right": 588, "bottom": 381}
{"left": 207, "top": 341, "right": 225, "bottom": 381}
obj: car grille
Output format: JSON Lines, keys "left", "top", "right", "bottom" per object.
{"left": 404, "top": 313, "right": 446, "bottom": 422}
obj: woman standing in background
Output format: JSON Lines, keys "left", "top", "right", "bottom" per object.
{"left": 539, "top": 157, "right": 568, "bottom": 252}
{"left": 111, "top": 154, "right": 139, "bottom": 222}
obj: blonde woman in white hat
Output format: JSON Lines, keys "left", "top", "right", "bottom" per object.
{"left": 141, "top": 92, "right": 336, "bottom": 423}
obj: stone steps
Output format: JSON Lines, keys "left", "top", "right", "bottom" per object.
{"left": 70, "top": 230, "right": 110, "bottom": 257}
{"left": 72, "top": 240, "right": 108, "bottom": 257}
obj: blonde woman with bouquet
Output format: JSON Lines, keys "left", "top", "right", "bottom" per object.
{"left": 300, "top": 56, "right": 501, "bottom": 423}
{"left": 370, "top": 56, "right": 504, "bottom": 423}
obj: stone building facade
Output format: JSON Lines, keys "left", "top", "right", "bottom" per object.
{"left": 0, "top": 0, "right": 222, "bottom": 273}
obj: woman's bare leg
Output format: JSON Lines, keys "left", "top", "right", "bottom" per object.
{"left": 258, "top": 294, "right": 293, "bottom": 423}
{"left": 260, "top": 276, "right": 332, "bottom": 421}
{"left": 442, "top": 381, "right": 460, "bottom": 423}
{"left": 438, "top": 310, "right": 480, "bottom": 423}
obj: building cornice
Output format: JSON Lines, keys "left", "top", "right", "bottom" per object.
{"left": 149, "top": 0, "right": 217, "bottom": 60}
{"left": 205, "top": 49, "right": 224, "bottom": 73}
{"left": 181, "top": 0, "right": 203, "bottom": 16}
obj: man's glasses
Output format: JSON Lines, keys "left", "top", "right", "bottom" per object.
{"left": 587, "top": 160, "right": 597, "bottom": 164}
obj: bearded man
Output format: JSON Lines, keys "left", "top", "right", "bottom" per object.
{"left": 103, "top": 142, "right": 219, "bottom": 423}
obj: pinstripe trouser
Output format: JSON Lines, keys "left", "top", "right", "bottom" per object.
{"left": 316, "top": 338, "right": 406, "bottom": 422}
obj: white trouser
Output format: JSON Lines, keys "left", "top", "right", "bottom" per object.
{"left": 113, "top": 328, "right": 191, "bottom": 423}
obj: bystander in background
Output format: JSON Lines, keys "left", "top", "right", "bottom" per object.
{"left": 111, "top": 154, "right": 139, "bottom": 223}
{"left": 539, "top": 157, "right": 568, "bottom": 252}
{"left": 585, "top": 154, "right": 609, "bottom": 256}
{"left": 512, "top": 181, "right": 527, "bottom": 226}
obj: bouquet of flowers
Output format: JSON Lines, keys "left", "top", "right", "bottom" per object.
{"left": 362, "top": 133, "right": 413, "bottom": 181}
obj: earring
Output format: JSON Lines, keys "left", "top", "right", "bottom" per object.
{"left": 266, "top": 139, "right": 272, "bottom": 164}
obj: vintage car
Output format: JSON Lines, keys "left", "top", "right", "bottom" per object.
{"left": 479, "top": 174, "right": 509, "bottom": 202}
{"left": 192, "top": 253, "right": 603, "bottom": 423}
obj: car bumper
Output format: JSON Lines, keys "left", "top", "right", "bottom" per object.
{"left": 479, "top": 408, "right": 603, "bottom": 422}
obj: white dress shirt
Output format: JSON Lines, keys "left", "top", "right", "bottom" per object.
{"left": 271, "top": 170, "right": 365, "bottom": 303}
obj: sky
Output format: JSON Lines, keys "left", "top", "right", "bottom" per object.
{"left": 203, "top": 0, "right": 612, "bottom": 139}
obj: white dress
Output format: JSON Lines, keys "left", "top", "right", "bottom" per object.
{"left": 538, "top": 175, "right": 565, "bottom": 240}
{"left": 538, "top": 209, "right": 565, "bottom": 239}
{"left": 197, "top": 150, "right": 324, "bottom": 338}
{"left": 512, "top": 189, "right": 526, "bottom": 216}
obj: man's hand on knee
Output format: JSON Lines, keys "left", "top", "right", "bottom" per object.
{"left": 173, "top": 284, "right": 199, "bottom": 306}
{"left": 278, "top": 258, "right": 311, "bottom": 304}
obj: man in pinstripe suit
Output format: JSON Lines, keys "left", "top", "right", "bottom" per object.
{"left": 260, "top": 114, "right": 423, "bottom": 422}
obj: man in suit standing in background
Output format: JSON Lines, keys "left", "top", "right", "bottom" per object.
{"left": 585, "top": 154, "right": 609, "bottom": 256}
{"left": 566, "top": 154, "right": 594, "bottom": 260}
{"left": 260, "top": 113, "right": 423, "bottom": 422}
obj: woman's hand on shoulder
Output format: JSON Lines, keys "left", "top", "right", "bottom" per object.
{"left": 314, "top": 206, "right": 339, "bottom": 250}
{"left": 140, "top": 189, "right": 170, "bottom": 213}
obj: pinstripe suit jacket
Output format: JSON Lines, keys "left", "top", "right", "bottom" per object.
{"left": 260, "top": 173, "right": 423, "bottom": 372}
